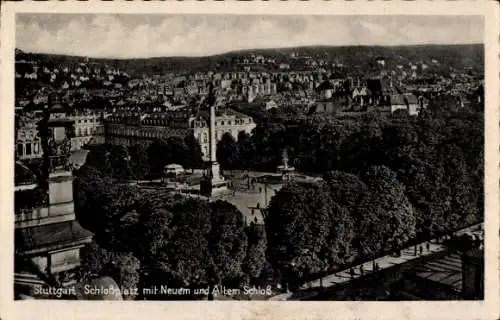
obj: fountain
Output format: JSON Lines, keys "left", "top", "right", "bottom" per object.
{"left": 277, "top": 149, "right": 295, "bottom": 181}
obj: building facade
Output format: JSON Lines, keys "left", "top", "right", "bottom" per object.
{"left": 104, "top": 108, "right": 256, "bottom": 161}
{"left": 16, "top": 117, "right": 43, "bottom": 161}
{"left": 70, "top": 111, "right": 105, "bottom": 150}
{"left": 16, "top": 110, "right": 105, "bottom": 160}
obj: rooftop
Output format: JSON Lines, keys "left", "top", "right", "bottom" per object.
{"left": 15, "top": 161, "right": 37, "bottom": 187}
{"left": 410, "top": 253, "right": 463, "bottom": 292}
{"left": 15, "top": 221, "right": 93, "bottom": 253}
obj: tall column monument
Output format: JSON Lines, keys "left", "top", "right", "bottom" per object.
{"left": 200, "top": 83, "right": 229, "bottom": 197}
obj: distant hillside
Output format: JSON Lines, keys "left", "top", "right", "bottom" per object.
{"left": 15, "top": 44, "right": 484, "bottom": 77}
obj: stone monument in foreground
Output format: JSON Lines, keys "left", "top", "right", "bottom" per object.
{"left": 14, "top": 102, "right": 93, "bottom": 298}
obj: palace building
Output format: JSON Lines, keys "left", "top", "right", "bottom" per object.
{"left": 104, "top": 107, "right": 256, "bottom": 161}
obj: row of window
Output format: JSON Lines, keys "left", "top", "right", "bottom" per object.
{"left": 217, "top": 118, "right": 253, "bottom": 126}
{"left": 193, "top": 118, "right": 253, "bottom": 128}
{"left": 76, "top": 127, "right": 98, "bottom": 136}
{"left": 16, "top": 142, "right": 41, "bottom": 157}
{"left": 77, "top": 118, "right": 101, "bottom": 124}
{"left": 143, "top": 119, "right": 169, "bottom": 126}
{"left": 108, "top": 127, "right": 166, "bottom": 139}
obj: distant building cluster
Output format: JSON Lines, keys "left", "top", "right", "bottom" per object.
{"left": 14, "top": 47, "right": 483, "bottom": 162}
{"left": 313, "top": 77, "right": 431, "bottom": 116}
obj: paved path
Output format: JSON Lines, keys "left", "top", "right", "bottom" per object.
{"left": 269, "top": 222, "right": 483, "bottom": 301}
{"left": 300, "top": 242, "right": 444, "bottom": 290}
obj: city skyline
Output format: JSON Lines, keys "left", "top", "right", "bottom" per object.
{"left": 16, "top": 14, "right": 484, "bottom": 59}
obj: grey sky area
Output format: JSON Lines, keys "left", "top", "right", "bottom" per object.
{"left": 16, "top": 14, "right": 484, "bottom": 58}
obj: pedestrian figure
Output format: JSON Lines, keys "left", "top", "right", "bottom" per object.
{"left": 350, "top": 268, "right": 354, "bottom": 278}
{"left": 360, "top": 265, "right": 364, "bottom": 276}
{"left": 419, "top": 245, "right": 423, "bottom": 255}
{"left": 414, "top": 245, "right": 417, "bottom": 256}
{"left": 426, "top": 242, "right": 430, "bottom": 252}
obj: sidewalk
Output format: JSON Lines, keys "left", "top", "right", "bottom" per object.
{"left": 300, "top": 242, "right": 445, "bottom": 290}
{"left": 268, "top": 222, "right": 483, "bottom": 300}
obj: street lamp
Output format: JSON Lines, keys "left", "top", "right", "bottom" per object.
{"left": 285, "top": 261, "right": 296, "bottom": 293}
{"left": 320, "top": 265, "right": 327, "bottom": 289}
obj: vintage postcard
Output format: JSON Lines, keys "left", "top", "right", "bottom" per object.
{"left": 0, "top": 1, "right": 498, "bottom": 320}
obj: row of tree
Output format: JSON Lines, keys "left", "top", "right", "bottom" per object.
{"left": 74, "top": 97, "right": 483, "bottom": 296}
{"left": 74, "top": 166, "right": 267, "bottom": 299}
{"left": 216, "top": 106, "right": 483, "bottom": 237}
{"left": 266, "top": 167, "right": 416, "bottom": 288}
{"left": 83, "top": 133, "right": 204, "bottom": 181}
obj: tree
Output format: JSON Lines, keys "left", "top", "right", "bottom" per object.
{"left": 79, "top": 240, "right": 141, "bottom": 300}
{"left": 109, "top": 252, "right": 141, "bottom": 300}
{"left": 74, "top": 164, "right": 140, "bottom": 237}
{"left": 79, "top": 240, "right": 112, "bottom": 281}
{"left": 356, "top": 166, "right": 416, "bottom": 254}
{"left": 209, "top": 201, "right": 248, "bottom": 286}
{"left": 108, "top": 144, "right": 133, "bottom": 181}
{"left": 129, "top": 144, "right": 150, "bottom": 180}
{"left": 153, "top": 199, "right": 213, "bottom": 288}
{"left": 321, "top": 202, "right": 355, "bottom": 266}
{"left": 83, "top": 144, "right": 133, "bottom": 181}
{"left": 135, "top": 192, "right": 176, "bottom": 259}
{"left": 183, "top": 134, "right": 203, "bottom": 169}
{"left": 323, "top": 170, "right": 368, "bottom": 211}
{"left": 243, "top": 224, "right": 267, "bottom": 283}
{"left": 147, "top": 139, "right": 169, "bottom": 178}
{"left": 106, "top": 210, "right": 141, "bottom": 254}
{"left": 436, "top": 143, "right": 479, "bottom": 229}
{"left": 84, "top": 144, "right": 113, "bottom": 176}
{"left": 266, "top": 182, "right": 354, "bottom": 283}
{"left": 165, "top": 136, "right": 189, "bottom": 166}
{"left": 216, "top": 132, "right": 240, "bottom": 170}
{"left": 248, "top": 121, "right": 287, "bottom": 172}
{"left": 237, "top": 131, "right": 254, "bottom": 169}
{"left": 73, "top": 165, "right": 113, "bottom": 232}
{"left": 340, "top": 122, "right": 384, "bottom": 175}
{"left": 133, "top": 191, "right": 179, "bottom": 299}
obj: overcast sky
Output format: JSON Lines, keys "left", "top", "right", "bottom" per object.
{"left": 16, "top": 14, "right": 484, "bottom": 58}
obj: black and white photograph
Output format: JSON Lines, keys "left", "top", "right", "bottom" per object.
{"left": 1, "top": 1, "right": 499, "bottom": 320}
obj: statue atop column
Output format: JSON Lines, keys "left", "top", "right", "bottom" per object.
{"left": 38, "top": 96, "right": 76, "bottom": 185}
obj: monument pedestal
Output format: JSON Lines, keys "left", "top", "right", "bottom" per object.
{"left": 200, "top": 162, "right": 229, "bottom": 198}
